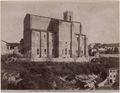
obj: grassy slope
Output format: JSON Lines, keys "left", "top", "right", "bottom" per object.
{"left": 1, "top": 56, "right": 119, "bottom": 90}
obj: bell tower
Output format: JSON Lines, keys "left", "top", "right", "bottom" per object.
{"left": 63, "top": 11, "right": 73, "bottom": 21}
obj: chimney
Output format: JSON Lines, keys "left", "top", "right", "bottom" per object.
{"left": 63, "top": 11, "right": 73, "bottom": 21}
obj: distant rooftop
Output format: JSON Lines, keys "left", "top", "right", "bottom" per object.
{"left": 1, "top": 40, "right": 19, "bottom": 45}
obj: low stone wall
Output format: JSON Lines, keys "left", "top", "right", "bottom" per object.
{"left": 31, "top": 57, "right": 89, "bottom": 62}
{"left": 100, "top": 54, "right": 119, "bottom": 58}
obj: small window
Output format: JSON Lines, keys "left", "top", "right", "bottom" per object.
{"left": 110, "top": 70, "right": 112, "bottom": 73}
{"left": 10, "top": 46, "right": 14, "bottom": 49}
{"left": 109, "top": 79, "right": 112, "bottom": 83}
{"left": 37, "top": 49, "right": 39, "bottom": 55}
{"left": 66, "top": 42, "right": 67, "bottom": 44}
{"left": 44, "top": 49, "right": 46, "bottom": 54}
{"left": 7, "top": 45, "right": 9, "bottom": 50}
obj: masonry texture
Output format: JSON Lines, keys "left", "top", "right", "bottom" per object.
{"left": 24, "top": 11, "right": 88, "bottom": 59}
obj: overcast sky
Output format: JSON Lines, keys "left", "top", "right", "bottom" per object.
{"left": 1, "top": 1, "right": 119, "bottom": 44}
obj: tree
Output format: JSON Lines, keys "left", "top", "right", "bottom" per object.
{"left": 19, "top": 39, "right": 24, "bottom": 54}
{"left": 114, "top": 47, "right": 119, "bottom": 54}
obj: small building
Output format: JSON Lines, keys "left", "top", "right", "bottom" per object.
{"left": 1, "top": 40, "right": 19, "bottom": 55}
{"left": 1, "top": 40, "right": 10, "bottom": 55}
{"left": 103, "top": 43, "right": 119, "bottom": 54}
{"left": 107, "top": 68, "right": 119, "bottom": 85}
{"left": 24, "top": 11, "right": 88, "bottom": 60}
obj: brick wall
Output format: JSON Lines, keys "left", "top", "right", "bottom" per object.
{"left": 24, "top": 14, "right": 88, "bottom": 59}
{"left": 58, "top": 21, "right": 71, "bottom": 58}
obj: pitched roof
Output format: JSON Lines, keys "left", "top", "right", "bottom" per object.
{"left": 1, "top": 40, "right": 19, "bottom": 46}
{"left": 27, "top": 13, "right": 81, "bottom": 24}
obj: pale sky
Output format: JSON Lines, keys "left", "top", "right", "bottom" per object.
{"left": 1, "top": 1, "right": 119, "bottom": 44}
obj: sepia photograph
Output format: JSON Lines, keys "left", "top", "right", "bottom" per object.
{"left": 1, "top": 0, "right": 119, "bottom": 92}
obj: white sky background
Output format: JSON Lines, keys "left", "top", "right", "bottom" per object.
{"left": 1, "top": 0, "right": 119, "bottom": 44}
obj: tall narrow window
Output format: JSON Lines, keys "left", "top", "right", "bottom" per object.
{"left": 65, "top": 48, "right": 67, "bottom": 55}
{"left": 81, "top": 51, "right": 83, "bottom": 56}
{"left": 69, "top": 16, "right": 71, "bottom": 21}
{"left": 69, "top": 49, "right": 71, "bottom": 55}
{"left": 37, "top": 49, "right": 39, "bottom": 55}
